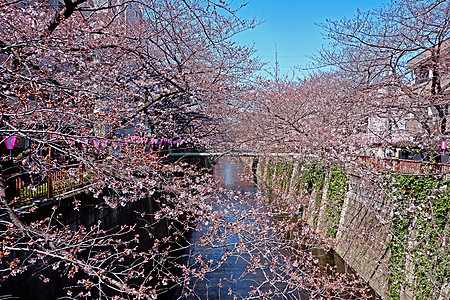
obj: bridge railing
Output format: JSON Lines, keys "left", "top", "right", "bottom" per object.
{"left": 4, "top": 163, "right": 91, "bottom": 206}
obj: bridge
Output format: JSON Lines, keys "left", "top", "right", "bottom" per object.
{"left": 170, "top": 152, "right": 450, "bottom": 175}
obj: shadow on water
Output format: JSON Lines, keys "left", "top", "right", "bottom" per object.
{"left": 169, "top": 157, "right": 379, "bottom": 300}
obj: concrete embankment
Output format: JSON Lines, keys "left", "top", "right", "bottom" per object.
{"left": 240, "top": 155, "right": 450, "bottom": 300}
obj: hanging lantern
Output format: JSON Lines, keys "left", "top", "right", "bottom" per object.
{"left": 3, "top": 136, "right": 17, "bottom": 150}
{"left": 440, "top": 141, "right": 447, "bottom": 156}
{"left": 93, "top": 140, "right": 100, "bottom": 148}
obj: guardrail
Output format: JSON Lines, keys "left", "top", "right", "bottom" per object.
{"left": 4, "top": 164, "right": 91, "bottom": 206}
{"left": 359, "top": 156, "right": 450, "bottom": 174}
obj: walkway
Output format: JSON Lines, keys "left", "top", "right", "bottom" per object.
{"left": 5, "top": 163, "right": 94, "bottom": 206}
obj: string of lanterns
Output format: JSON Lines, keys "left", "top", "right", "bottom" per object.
{"left": 2, "top": 135, "right": 447, "bottom": 155}
{"left": 2, "top": 135, "right": 189, "bottom": 150}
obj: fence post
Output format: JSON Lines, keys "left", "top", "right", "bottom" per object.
{"left": 15, "top": 177, "right": 19, "bottom": 202}
{"left": 47, "top": 171, "right": 52, "bottom": 199}
{"left": 80, "top": 164, "right": 84, "bottom": 186}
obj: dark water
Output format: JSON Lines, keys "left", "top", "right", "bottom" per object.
{"left": 0, "top": 192, "right": 164, "bottom": 300}
{"left": 172, "top": 157, "right": 281, "bottom": 299}
{"left": 170, "top": 157, "right": 378, "bottom": 300}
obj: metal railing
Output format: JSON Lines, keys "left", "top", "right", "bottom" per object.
{"left": 4, "top": 164, "right": 91, "bottom": 205}
{"left": 359, "top": 156, "right": 450, "bottom": 174}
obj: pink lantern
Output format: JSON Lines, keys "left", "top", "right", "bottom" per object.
{"left": 81, "top": 139, "right": 88, "bottom": 148}
{"left": 440, "top": 141, "right": 447, "bottom": 156}
{"left": 3, "top": 136, "right": 17, "bottom": 151}
{"left": 93, "top": 140, "right": 100, "bottom": 148}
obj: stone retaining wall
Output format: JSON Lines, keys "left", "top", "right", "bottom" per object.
{"left": 239, "top": 156, "right": 404, "bottom": 299}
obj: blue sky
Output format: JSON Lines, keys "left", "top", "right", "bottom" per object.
{"left": 232, "top": 0, "right": 388, "bottom": 77}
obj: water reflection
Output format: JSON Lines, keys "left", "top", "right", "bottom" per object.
{"left": 213, "top": 157, "right": 256, "bottom": 191}
{"left": 171, "top": 157, "right": 377, "bottom": 300}
{"left": 170, "top": 157, "right": 288, "bottom": 299}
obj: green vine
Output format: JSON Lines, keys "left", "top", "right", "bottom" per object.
{"left": 389, "top": 174, "right": 450, "bottom": 300}
{"left": 267, "top": 160, "right": 275, "bottom": 187}
{"left": 312, "top": 192, "right": 321, "bottom": 228}
{"left": 296, "top": 161, "right": 325, "bottom": 195}
{"left": 324, "top": 165, "right": 348, "bottom": 238}
{"left": 259, "top": 157, "right": 265, "bottom": 177}
{"left": 260, "top": 157, "right": 450, "bottom": 298}
{"left": 275, "top": 162, "right": 293, "bottom": 189}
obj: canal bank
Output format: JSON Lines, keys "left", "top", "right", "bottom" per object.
{"left": 240, "top": 155, "right": 450, "bottom": 300}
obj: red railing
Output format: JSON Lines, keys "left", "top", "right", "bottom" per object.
{"left": 4, "top": 164, "right": 91, "bottom": 205}
{"left": 359, "top": 156, "right": 450, "bottom": 174}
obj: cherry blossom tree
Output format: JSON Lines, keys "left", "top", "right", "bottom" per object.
{"left": 230, "top": 0, "right": 450, "bottom": 162}
{"left": 314, "top": 0, "right": 450, "bottom": 150}
{"left": 0, "top": 0, "right": 268, "bottom": 297}
{"left": 0, "top": 0, "right": 410, "bottom": 297}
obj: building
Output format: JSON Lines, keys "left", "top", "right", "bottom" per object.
{"left": 367, "top": 41, "right": 450, "bottom": 159}
{"left": 407, "top": 39, "right": 450, "bottom": 95}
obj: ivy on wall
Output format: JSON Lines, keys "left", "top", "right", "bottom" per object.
{"left": 389, "top": 174, "right": 450, "bottom": 300}
{"left": 275, "top": 162, "right": 294, "bottom": 190}
{"left": 267, "top": 159, "right": 275, "bottom": 181}
{"left": 294, "top": 162, "right": 304, "bottom": 195}
{"left": 266, "top": 159, "right": 346, "bottom": 234}
{"left": 294, "top": 161, "right": 325, "bottom": 195}
{"left": 324, "top": 165, "right": 348, "bottom": 238}
{"left": 263, "top": 160, "right": 294, "bottom": 202}
{"left": 259, "top": 157, "right": 450, "bottom": 298}
{"left": 258, "top": 157, "right": 265, "bottom": 177}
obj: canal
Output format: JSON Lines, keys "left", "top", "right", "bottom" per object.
{"left": 169, "top": 157, "right": 377, "bottom": 299}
